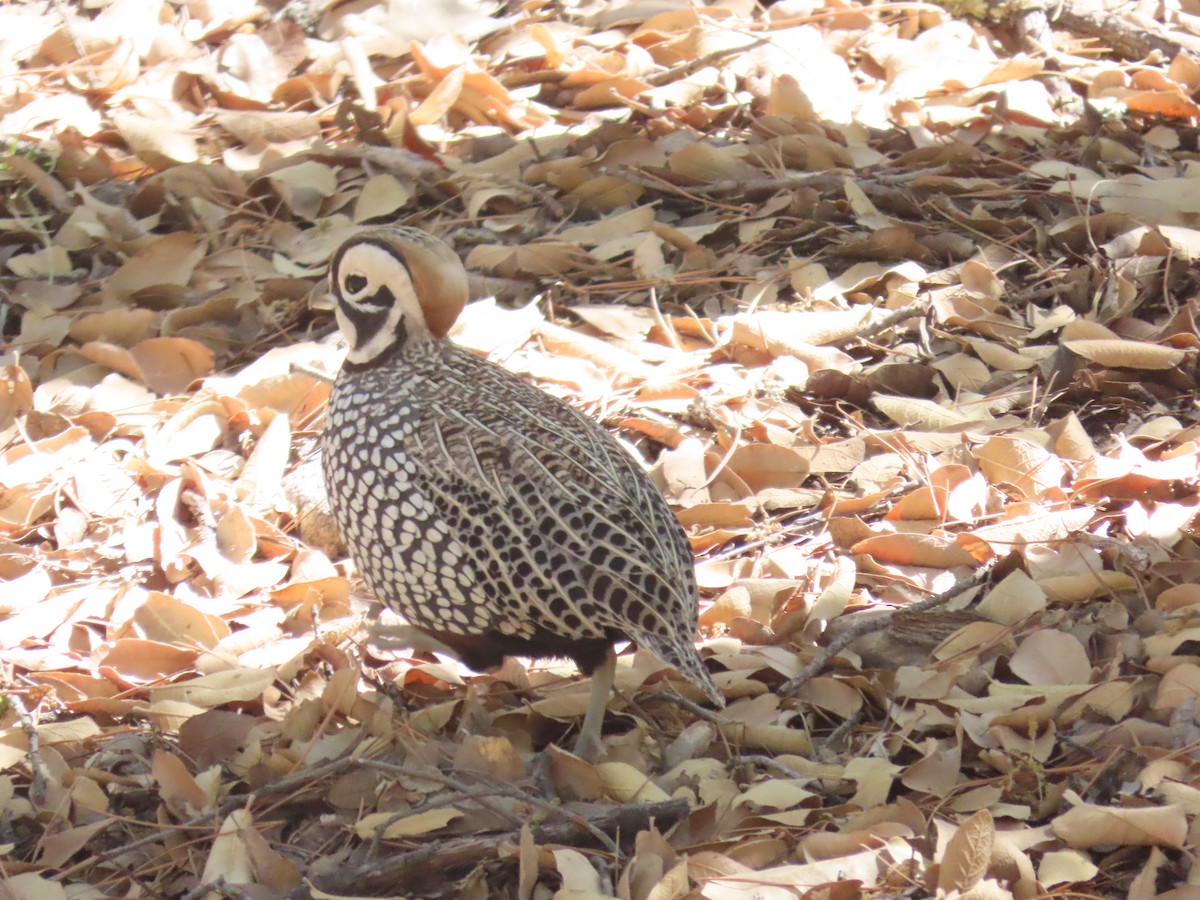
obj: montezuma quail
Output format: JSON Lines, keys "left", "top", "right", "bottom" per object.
{"left": 322, "top": 227, "right": 723, "bottom": 759}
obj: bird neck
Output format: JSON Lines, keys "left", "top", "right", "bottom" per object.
{"left": 341, "top": 331, "right": 443, "bottom": 374}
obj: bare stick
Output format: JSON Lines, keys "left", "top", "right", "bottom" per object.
{"left": 832, "top": 303, "right": 929, "bottom": 349}
{"left": 52, "top": 755, "right": 362, "bottom": 883}
{"left": 779, "top": 561, "right": 997, "bottom": 696}
{"left": 290, "top": 361, "right": 336, "bottom": 384}
{"left": 306, "top": 797, "right": 691, "bottom": 896}
{"left": 355, "top": 758, "right": 616, "bottom": 851}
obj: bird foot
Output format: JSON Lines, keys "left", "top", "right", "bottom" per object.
{"left": 572, "top": 729, "right": 604, "bottom": 765}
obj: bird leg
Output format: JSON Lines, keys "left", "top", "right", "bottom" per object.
{"left": 574, "top": 646, "right": 617, "bottom": 763}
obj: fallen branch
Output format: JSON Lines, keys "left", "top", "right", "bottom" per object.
{"left": 832, "top": 302, "right": 929, "bottom": 349}
{"left": 355, "top": 759, "right": 617, "bottom": 851}
{"left": 51, "top": 755, "right": 361, "bottom": 883}
{"left": 305, "top": 797, "right": 691, "bottom": 896}
{"left": 779, "top": 559, "right": 998, "bottom": 696}
{"left": 1033, "top": 0, "right": 1200, "bottom": 60}
{"left": 643, "top": 38, "right": 770, "bottom": 88}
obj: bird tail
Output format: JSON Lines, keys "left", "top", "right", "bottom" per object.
{"left": 637, "top": 633, "right": 725, "bottom": 708}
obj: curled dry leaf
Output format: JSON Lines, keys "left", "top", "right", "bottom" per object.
{"left": 1008, "top": 630, "right": 1092, "bottom": 687}
{"left": 726, "top": 443, "right": 811, "bottom": 492}
{"left": 597, "top": 762, "right": 671, "bottom": 803}
{"left": 976, "top": 570, "right": 1047, "bottom": 625}
{"left": 130, "top": 591, "right": 229, "bottom": 648}
{"left": 98, "top": 639, "right": 199, "bottom": 685}
{"left": 1038, "top": 849, "right": 1099, "bottom": 887}
{"left": 1052, "top": 794, "right": 1187, "bottom": 850}
{"left": 873, "top": 395, "right": 980, "bottom": 430}
{"left": 145, "top": 400, "right": 229, "bottom": 466}
{"left": 1062, "top": 338, "right": 1187, "bottom": 370}
{"left": 355, "top": 807, "right": 464, "bottom": 839}
{"left": 152, "top": 749, "right": 212, "bottom": 816}
{"left": 851, "top": 532, "right": 980, "bottom": 569}
{"left": 974, "top": 435, "right": 1068, "bottom": 500}
{"left": 112, "top": 110, "right": 199, "bottom": 166}
{"left": 553, "top": 848, "right": 604, "bottom": 893}
{"left": 0, "top": 874, "right": 67, "bottom": 900}
{"left": 149, "top": 668, "right": 278, "bottom": 708}
{"left": 6, "top": 246, "right": 73, "bottom": 279}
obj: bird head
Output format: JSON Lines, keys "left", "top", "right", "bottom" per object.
{"left": 328, "top": 226, "right": 468, "bottom": 366}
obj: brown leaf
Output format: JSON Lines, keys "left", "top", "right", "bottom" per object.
{"left": 851, "top": 533, "right": 980, "bottom": 568}
{"left": 152, "top": 749, "right": 211, "bottom": 816}
{"left": 1052, "top": 794, "right": 1186, "bottom": 849}
{"left": 1009, "top": 630, "right": 1091, "bottom": 686}
{"left": 938, "top": 809, "right": 994, "bottom": 892}
{"left": 1062, "top": 338, "right": 1186, "bottom": 370}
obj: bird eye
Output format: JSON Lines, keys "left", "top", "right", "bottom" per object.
{"left": 344, "top": 274, "right": 368, "bottom": 295}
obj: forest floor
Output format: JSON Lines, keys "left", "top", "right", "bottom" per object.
{"left": 3, "top": 0, "right": 1200, "bottom": 897}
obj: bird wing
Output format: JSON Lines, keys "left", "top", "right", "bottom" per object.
{"left": 404, "top": 378, "right": 697, "bottom": 644}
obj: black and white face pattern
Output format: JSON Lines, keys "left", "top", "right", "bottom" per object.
{"left": 330, "top": 239, "right": 429, "bottom": 367}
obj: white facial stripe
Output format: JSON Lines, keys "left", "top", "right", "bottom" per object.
{"left": 344, "top": 302, "right": 403, "bottom": 365}
{"left": 334, "top": 305, "right": 359, "bottom": 349}
{"left": 334, "top": 242, "right": 429, "bottom": 365}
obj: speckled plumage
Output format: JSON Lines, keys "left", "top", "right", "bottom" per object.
{"left": 321, "top": 227, "right": 722, "bottom": 748}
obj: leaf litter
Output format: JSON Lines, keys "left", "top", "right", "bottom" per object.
{"left": 3, "top": 0, "right": 1200, "bottom": 896}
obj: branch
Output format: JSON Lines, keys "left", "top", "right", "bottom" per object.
{"left": 306, "top": 797, "right": 691, "bottom": 896}
{"left": 778, "top": 559, "right": 998, "bottom": 696}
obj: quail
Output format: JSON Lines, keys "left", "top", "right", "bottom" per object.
{"left": 321, "top": 226, "right": 723, "bottom": 760}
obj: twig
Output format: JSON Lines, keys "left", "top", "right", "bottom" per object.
{"left": 643, "top": 39, "right": 770, "bottom": 88}
{"left": 354, "top": 759, "right": 616, "bottom": 850}
{"left": 646, "top": 286, "right": 682, "bottom": 353}
{"left": 822, "top": 708, "right": 866, "bottom": 749}
{"left": 832, "top": 303, "right": 929, "bottom": 349}
{"left": 366, "top": 781, "right": 526, "bottom": 836}
{"left": 305, "top": 797, "right": 691, "bottom": 896}
{"left": 637, "top": 691, "right": 724, "bottom": 725}
{"left": 180, "top": 876, "right": 238, "bottom": 900}
{"left": 52, "top": 755, "right": 362, "bottom": 882}
{"left": 614, "top": 690, "right": 672, "bottom": 763}
{"left": 603, "top": 165, "right": 842, "bottom": 203}
{"left": 708, "top": 509, "right": 825, "bottom": 562}
{"left": 728, "top": 754, "right": 810, "bottom": 781}
{"left": 1028, "top": 0, "right": 1200, "bottom": 60}
{"left": 1, "top": 685, "right": 46, "bottom": 810}
{"left": 778, "top": 560, "right": 998, "bottom": 696}
{"left": 290, "top": 361, "right": 336, "bottom": 384}
{"left": 602, "top": 165, "right": 926, "bottom": 200}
